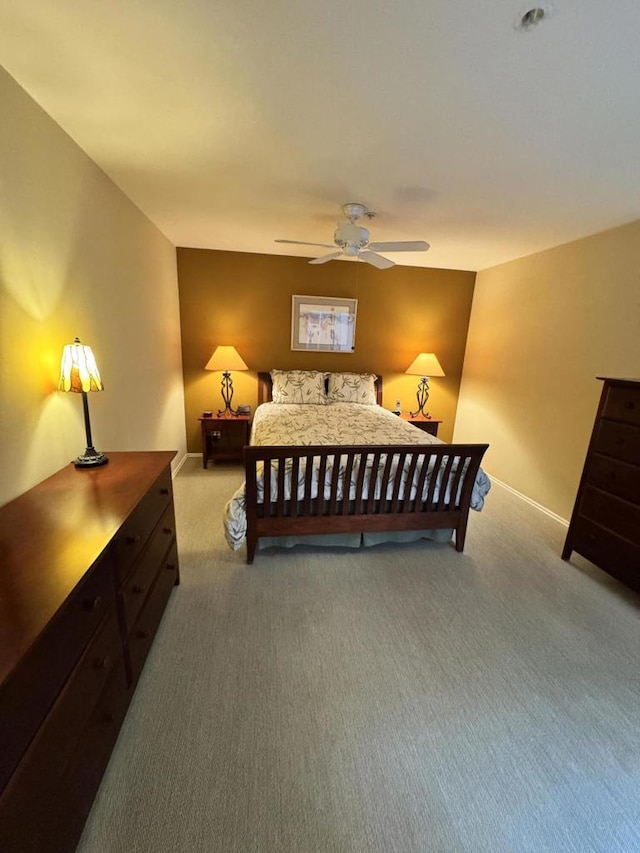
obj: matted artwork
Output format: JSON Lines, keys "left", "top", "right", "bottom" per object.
{"left": 291, "top": 295, "right": 357, "bottom": 353}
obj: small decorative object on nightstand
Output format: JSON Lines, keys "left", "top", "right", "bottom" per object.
{"left": 405, "top": 352, "right": 445, "bottom": 419}
{"left": 199, "top": 415, "right": 251, "bottom": 468}
{"left": 400, "top": 412, "right": 442, "bottom": 437}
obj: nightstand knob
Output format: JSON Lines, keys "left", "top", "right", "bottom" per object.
{"left": 136, "top": 629, "right": 150, "bottom": 640}
{"left": 126, "top": 534, "right": 141, "bottom": 545}
{"left": 83, "top": 595, "right": 102, "bottom": 612}
{"left": 132, "top": 584, "right": 145, "bottom": 595}
{"left": 160, "top": 487, "right": 169, "bottom": 495}
{"left": 163, "top": 526, "right": 173, "bottom": 535}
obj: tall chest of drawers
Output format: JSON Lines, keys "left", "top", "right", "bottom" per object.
{"left": 562, "top": 378, "right": 640, "bottom": 592}
{"left": 0, "top": 451, "right": 180, "bottom": 852}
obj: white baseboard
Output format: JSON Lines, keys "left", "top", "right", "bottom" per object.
{"left": 174, "top": 453, "right": 569, "bottom": 528}
{"left": 488, "top": 474, "right": 569, "bottom": 527}
{"left": 171, "top": 452, "right": 190, "bottom": 477}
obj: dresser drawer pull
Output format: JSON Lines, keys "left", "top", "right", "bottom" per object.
{"left": 101, "top": 711, "right": 115, "bottom": 726}
{"left": 83, "top": 595, "right": 103, "bottom": 612}
{"left": 136, "top": 629, "right": 150, "bottom": 640}
{"left": 126, "top": 534, "right": 141, "bottom": 545}
{"left": 160, "top": 487, "right": 169, "bottom": 495}
{"left": 163, "top": 526, "right": 173, "bottom": 535}
{"left": 165, "top": 562, "right": 176, "bottom": 572}
{"left": 132, "top": 584, "right": 146, "bottom": 595}
{"left": 92, "top": 655, "right": 110, "bottom": 671}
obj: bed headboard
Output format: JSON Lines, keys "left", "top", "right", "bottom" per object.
{"left": 257, "top": 372, "right": 383, "bottom": 406}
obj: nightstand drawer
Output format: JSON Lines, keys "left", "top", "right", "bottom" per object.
{"left": 585, "top": 453, "right": 640, "bottom": 504}
{"left": 602, "top": 384, "right": 640, "bottom": 426}
{"left": 593, "top": 420, "right": 640, "bottom": 465}
{"left": 399, "top": 413, "right": 442, "bottom": 437}
{"left": 200, "top": 415, "right": 251, "bottom": 466}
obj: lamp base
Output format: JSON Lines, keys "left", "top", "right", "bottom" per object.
{"left": 217, "top": 406, "right": 239, "bottom": 418}
{"left": 74, "top": 449, "right": 109, "bottom": 468}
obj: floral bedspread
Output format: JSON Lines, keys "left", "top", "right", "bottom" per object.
{"left": 223, "top": 403, "right": 491, "bottom": 550}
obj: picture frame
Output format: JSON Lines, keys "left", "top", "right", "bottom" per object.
{"left": 291, "top": 295, "right": 357, "bottom": 353}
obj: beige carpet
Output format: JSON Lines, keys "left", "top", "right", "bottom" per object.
{"left": 76, "top": 458, "right": 640, "bottom": 853}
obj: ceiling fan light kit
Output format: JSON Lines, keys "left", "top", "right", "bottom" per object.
{"left": 276, "top": 202, "right": 430, "bottom": 269}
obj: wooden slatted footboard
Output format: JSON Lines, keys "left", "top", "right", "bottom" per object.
{"left": 244, "top": 443, "right": 488, "bottom": 563}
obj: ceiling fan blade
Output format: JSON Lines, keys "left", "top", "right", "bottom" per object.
{"left": 359, "top": 251, "right": 395, "bottom": 270}
{"left": 308, "top": 252, "right": 343, "bottom": 265}
{"left": 367, "top": 240, "right": 430, "bottom": 253}
{"left": 275, "top": 239, "right": 336, "bottom": 249}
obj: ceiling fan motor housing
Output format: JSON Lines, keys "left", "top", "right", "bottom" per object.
{"left": 335, "top": 221, "right": 369, "bottom": 249}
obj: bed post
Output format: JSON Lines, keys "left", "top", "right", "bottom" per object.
{"left": 244, "top": 445, "right": 258, "bottom": 564}
{"left": 246, "top": 530, "right": 257, "bottom": 564}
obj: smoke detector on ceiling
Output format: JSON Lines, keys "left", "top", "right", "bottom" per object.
{"left": 515, "top": 2, "right": 553, "bottom": 31}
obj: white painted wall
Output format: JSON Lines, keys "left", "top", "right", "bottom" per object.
{"left": 0, "top": 67, "right": 186, "bottom": 505}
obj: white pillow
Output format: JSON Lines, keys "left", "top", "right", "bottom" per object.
{"left": 327, "top": 372, "right": 378, "bottom": 405}
{"left": 270, "top": 370, "right": 328, "bottom": 405}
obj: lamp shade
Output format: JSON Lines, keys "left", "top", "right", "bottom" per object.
{"left": 205, "top": 345, "right": 248, "bottom": 372}
{"left": 405, "top": 353, "right": 445, "bottom": 378}
{"left": 58, "top": 337, "right": 104, "bottom": 392}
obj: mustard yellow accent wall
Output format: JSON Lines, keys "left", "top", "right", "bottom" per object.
{"left": 454, "top": 218, "right": 640, "bottom": 520}
{"left": 177, "top": 248, "right": 476, "bottom": 452}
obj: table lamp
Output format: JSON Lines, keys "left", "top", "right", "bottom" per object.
{"left": 205, "top": 345, "right": 248, "bottom": 416}
{"left": 405, "top": 353, "right": 445, "bottom": 419}
{"left": 58, "top": 337, "right": 108, "bottom": 467}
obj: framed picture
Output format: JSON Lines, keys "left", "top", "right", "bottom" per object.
{"left": 291, "top": 295, "right": 357, "bottom": 353}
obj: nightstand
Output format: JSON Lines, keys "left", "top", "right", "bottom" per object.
{"left": 199, "top": 415, "right": 251, "bottom": 467}
{"left": 400, "top": 413, "right": 442, "bottom": 437}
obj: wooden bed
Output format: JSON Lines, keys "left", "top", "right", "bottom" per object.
{"left": 242, "top": 373, "right": 489, "bottom": 563}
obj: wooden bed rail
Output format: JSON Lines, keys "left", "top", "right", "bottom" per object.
{"left": 244, "top": 443, "right": 488, "bottom": 563}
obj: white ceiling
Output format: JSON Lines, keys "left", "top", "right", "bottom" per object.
{"left": 2, "top": 1, "right": 640, "bottom": 271}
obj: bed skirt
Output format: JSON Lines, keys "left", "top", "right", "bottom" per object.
{"left": 257, "top": 528, "right": 454, "bottom": 551}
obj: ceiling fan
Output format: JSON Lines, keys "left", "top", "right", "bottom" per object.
{"left": 275, "top": 202, "right": 430, "bottom": 269}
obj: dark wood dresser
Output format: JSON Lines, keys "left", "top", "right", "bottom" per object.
{"left": 562, "top": 378, "right": 640, "bottom": 592}
{"left": 0, "top": 451, "right": 180, "bottom": 852}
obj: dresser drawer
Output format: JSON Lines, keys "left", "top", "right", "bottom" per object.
{"left": 129, "top": 542, "right": 179, "bottom": 686}
{"left": 585, "top": 453, "right": 640, "bottom": 505}
{"left": 0, "top": 647, "right": 129, "bottom": 853}
{"left": 112, "top": 467, "right": 173, "bottom": 585}
{"left": 593, "top": 419, "right": 640, "bottom": 465}
{"left": 120, "top": 502, "right": 177, "bottom": 635}
{"left": 579, "top": 485, "right": 640, "bottom": 547}
{"left": 0, "top": 552, "right": 114, "bottom": 793}
{"left": 602, "top": 384, "right": 640, "bottom": 427}
{"left": 570, "top": 517, "right": 640, "bottom": 592}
